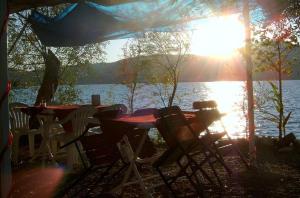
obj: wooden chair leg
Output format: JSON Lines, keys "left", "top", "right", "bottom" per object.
{"left": 156, "top": 167, "right": 177, "bottom": 197}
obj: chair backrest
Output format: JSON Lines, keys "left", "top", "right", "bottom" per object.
{"left": 96, "top": 104, "right": 128, "bottom": 121}
{"left": 61, "top": 106, "right": 97, "bottom": 137}
{"left": 109, "top": 104, "right": 127, "bottom": 114}
{"left": 193, "top": 100, "right": 222, "bottom": 128}
{"left": 193, "top": 100, "right": 217, "bottom": 110}
{"left": 155, "top": 106, "right": 198, "bottom": 150}
{"left": 9, "top": 102, "right": 30, "bottom": 130}
{"left": 133, "top": 108, "right": 158, "bottom": 116}
{"left": 79, "top": 134, "right": 121, "bottom": 166}
{"left": 195, "top": 109, "right": 221, "bottom": 128}
{"left": 9, "top": 102, "right": 28, "bottom": 111}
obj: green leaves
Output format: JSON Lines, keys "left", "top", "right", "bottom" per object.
{"left": 283, "top": 111, "right": 292, "bottom": 128}
{"left": 252, "top": 18, "right": 298, "bottom": 78}
{"left": 55, "top": 85, "right": 81, "bottom": 105}
{"left": 8, "top": 6, "right": 107, "bottom": 105}
{"left": 252, "top": 17, "right": 298, "bottom": 139}
{"left": 132, "top": 32, "right": 190, "bottom": 107}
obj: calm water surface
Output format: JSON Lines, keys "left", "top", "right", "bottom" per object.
{"left": 13, "top": 80, "right": 300, "bottom": 138}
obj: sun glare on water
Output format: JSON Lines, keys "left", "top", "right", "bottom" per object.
{"left": 190, "top": 15, "right": 245, "bottom": 57}
{"left": 205, "top": 82, "right": 247, "bottom": 138}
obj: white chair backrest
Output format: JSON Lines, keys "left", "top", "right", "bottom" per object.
{"left": 61, "top": 106, "right": 97, "bottom": 137}
{"left": 9, "top": 102, "right": 30, "bottom": 130}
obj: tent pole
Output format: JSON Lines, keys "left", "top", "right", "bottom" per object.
{"left": 243, "top": 0, "right": 256, "bottom": 165}
{"left": 0, "top": 0, "right": 12, "bottom": 197}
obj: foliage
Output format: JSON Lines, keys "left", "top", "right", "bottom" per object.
{"left": 137, "top": 32, "right": 190, "bottom": 107}
{"left": 54, "top": 85, "right": 81, "bottom": 104}
{"left": 253, "top": 18, "right": 298, "bottom": 139}
{"left": 53, "top": 64, "right": 85, "bottom": 104}
{"left": 258, "top": 0, "right": 300, "bottom": 22}
{"left": 119, "top": 39, "right": 151, "bottom": 113}
{"left": 7, "top": 5, "right": 107, "bottom": 103}
{"left": 258, "top": 1, "right": 300, "bottom": 44}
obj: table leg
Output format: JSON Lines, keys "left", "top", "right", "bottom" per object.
{"left": 31, "top": 131, "right": 54, "bottom": 162}
{"left": 31, "top": 118, "right": 56, "bottom": 163}
{"left": 111, "top": 133, "right": 152, "bottom": 198}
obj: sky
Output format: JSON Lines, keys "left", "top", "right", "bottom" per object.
{"left": 105, "top": 39, "right": 128, "bottom": 62}
{"left": 104, "top": 14, "right": 245, "bottom": 63}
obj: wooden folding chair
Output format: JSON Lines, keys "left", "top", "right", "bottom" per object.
{"left": 59, "top": 128, "right": 129, "bottom": 197}
{"left": 193, "top": 100, "right": 249, "bottom": 168}
{"left": 98, "top": 108, "right": 158, "bottom": 197}
{"left": 154, "top": 106, "right": 227, "bottom": 197}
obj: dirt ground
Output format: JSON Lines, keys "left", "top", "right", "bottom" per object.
{"left": 11, "top": 138, "right": 300, "bottom": 198}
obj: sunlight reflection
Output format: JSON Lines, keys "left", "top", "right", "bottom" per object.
{"left": 190, "top": 15, "right": 245, "bottom": 57}
{"left": 203, "top": 81, "right": 247, "bottom": 138}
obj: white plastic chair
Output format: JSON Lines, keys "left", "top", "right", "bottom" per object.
{"left": 58, "top": 105, "right": 98, "bottom": 168}
{"left": 35, "top": 109, "right": 65, "bottom": 160}
{"left": 9, "top": 102, "right": 42, "bottom": 164}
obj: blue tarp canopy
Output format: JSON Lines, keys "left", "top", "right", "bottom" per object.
{"left": 29, "top": 0, "right": 248, "bottom": 47}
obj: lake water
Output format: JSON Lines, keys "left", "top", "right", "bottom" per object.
{"left": 12, "top": 80, "right": 300, "bottom": 139}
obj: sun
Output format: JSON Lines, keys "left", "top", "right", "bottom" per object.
{"left": 190, "top": 15, "right": 245, "bottom": 57}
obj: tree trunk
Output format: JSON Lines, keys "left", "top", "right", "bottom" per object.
{"left": 168, "top": 81, "right": 177, "bottom": 107}
{"left": 168, "top": 71, "right": 177, "bottom": 107}
{"left": 277, "top": 42, "right": 283, "bottom": 140}
{"left": 35, "top": 49, "right": 60, "bottom": 105}
{"left": 243, "top": 0, "right": 256, "bottom": 165}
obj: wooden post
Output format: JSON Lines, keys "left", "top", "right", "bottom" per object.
{"left": 243, "top": 0, "right": 256, "bottom": 165}
{"left": 0, "top": 0, "right": 11, "bottom": 197}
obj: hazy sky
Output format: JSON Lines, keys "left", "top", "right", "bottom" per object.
{"left": 104, "top": 14, "right": 245, "bottom": 63}
{"left": 105, "top": 39, "right": 128, "bottom": 63}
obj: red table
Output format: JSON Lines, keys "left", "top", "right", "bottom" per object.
{"left": 19, "top": 104, "right": 107, "bottom": 118}
{"left": 109, "top": 111, "right": 194, "bottom": 124}
{"left": 18, "top": 104, "right": 108, "bottom": 132}
{"left": 101, "top": 113, "right": 158, "bottom": 196}
{"left": 108, "top": 111, "right": 208, "bottom": 131}
{"left": 99, "top": 112, "right": 201, "bottom": 159}
{"left": 110, "top": 114, "right": 157, "bottom": 128}
{"left": 102, "top": 111, "right": 208, "bottom": 196}
{"left": 101, "top": 110, "right": 219, "bottom": 158}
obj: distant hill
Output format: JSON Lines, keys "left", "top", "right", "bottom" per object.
{"left": 76, "top": 53, "right": 300, "bottom": 84}
{"left": 9, "top": 53, "right": 300, "bottom": 85}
